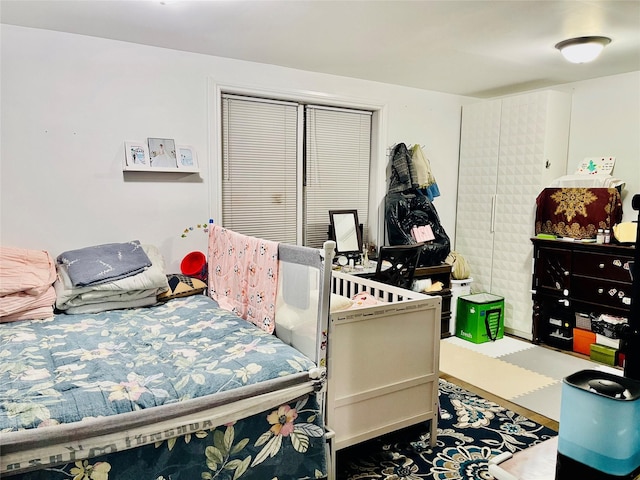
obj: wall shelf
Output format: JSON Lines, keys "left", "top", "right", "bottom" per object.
{"left": 123, "top": 165, "right": 200, "bottom": 174}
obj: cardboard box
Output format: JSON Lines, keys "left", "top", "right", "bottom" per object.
{"left": 456, "top": 293, "right": 504, "bottom": 344}
{"left": 590, "top": 343, "right": 617, "bottom": 366}
{"left": 573, "top": 328, "right": 596, "bottom": 356}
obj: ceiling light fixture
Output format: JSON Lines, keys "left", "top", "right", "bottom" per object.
{"left": 555, "top": 36, "right": 612, "bottom": 64}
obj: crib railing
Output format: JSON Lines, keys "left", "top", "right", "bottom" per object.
{"left": 331, "top": 270, "right": 428, "bottom": 303}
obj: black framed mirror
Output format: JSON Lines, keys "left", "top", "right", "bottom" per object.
{"left": 329, "top": 209, "right": 363, "bottom": 258}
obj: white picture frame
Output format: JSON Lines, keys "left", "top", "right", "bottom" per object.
{"left": 147, "top": 137, "right": 177, "bottom": 168}
{"left": 177, "top": 145, "right": 198, "bottom": 170}
{"left": 124, "top": 141, "right": 150, "bottom": 168}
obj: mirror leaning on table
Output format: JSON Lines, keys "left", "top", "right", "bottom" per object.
{"left": 329, "top": 210, "right": 363, "bottom": 261}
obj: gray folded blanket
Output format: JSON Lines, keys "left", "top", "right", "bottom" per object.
{"left": 57, "top": 240, "right": 152, "bottom": 287}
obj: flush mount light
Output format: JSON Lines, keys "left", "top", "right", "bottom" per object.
{"left": 555, "top": 36, "right": 612, "bottom": 64}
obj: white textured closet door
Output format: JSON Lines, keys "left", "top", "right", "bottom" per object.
{"left": 492, "top": 92, "right": 551, "bottom": 336}
{"left": 456, "top": 100, "right": 501, "bottom": 295}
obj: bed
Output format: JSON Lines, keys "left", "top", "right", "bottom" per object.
{"left": 0, "top": 232, "right": 335, "bottom": 479}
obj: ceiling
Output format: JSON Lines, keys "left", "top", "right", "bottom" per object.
{"left": 1, "top": 0, "right": 639, "bottom": 98}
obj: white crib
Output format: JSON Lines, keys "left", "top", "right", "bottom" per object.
{"left": 326, "top": 270, "right": 441, "bottom": 451}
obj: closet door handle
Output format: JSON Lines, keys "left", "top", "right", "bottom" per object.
{"left": 491, "top": 195, "right": 497, "bottom": 234}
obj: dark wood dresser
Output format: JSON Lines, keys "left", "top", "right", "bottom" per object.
{"left": 415, "top": 264, "right": 452, "bottom": 338}
{"left": 530, "top": 238, "right": 635, "bottom": 348}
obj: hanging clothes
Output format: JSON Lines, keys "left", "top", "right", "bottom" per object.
{"left": 388, "top": 143, "right": 419, "bottom": 194}
{"left": 410, "top": 144, "right": 440, "bottom": 201}
{"left": 385, "top": 142, "right": 450, "bottom": 265}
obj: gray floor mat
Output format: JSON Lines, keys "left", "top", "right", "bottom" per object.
{"left": 511, "top": 381, "right": 563, "bottom": 422}
{"left": 500, "top": 346, "right": 601, "bottom": 380}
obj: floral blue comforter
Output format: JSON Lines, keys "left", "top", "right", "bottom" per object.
{"left": 0, "top": 296, "right": 327, "bottom": 478}
{"left": 6, "top": 393, "right": 327, "bottom": 479}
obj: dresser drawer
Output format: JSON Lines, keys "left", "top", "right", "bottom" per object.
{"left": 571, "top": 276, "right": 633, "bottom": 310}
{"left": 572, "top": 251, "right": 634, "bottom": 283}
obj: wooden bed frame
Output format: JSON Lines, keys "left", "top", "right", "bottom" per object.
{"left": 326, "top": 270, "right": 441, "bottom": 451}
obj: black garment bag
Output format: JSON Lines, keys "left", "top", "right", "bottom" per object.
{"left": 385, "top": 189, "right": 451, "bottom": 267}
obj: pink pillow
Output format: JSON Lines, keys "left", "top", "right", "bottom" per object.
{"left": 350, "top": 292, "right": 384, "bottom": 308}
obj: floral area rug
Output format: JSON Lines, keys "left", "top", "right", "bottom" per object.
{"left": 335, "top": 379, "right": 557, "bottom": 479}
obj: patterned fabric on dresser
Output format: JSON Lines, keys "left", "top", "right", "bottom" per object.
{"left": 535, "top": 187, "right": 623, "bottom": 239}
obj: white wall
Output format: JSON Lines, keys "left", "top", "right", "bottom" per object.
{"left": 1, "top": 25, "right": 638, "bottom": 273}
{"left": 0, "top": 25, "right": 465, "bottom": 271}
{"left": 564, "top": 72, "right": 640, "bottom": 220}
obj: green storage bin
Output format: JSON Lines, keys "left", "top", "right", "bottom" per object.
{"left": 456, "top": 293, "right": 504, "bottom": 344}
{"left": 590, "top": 343, "right": 617, "bottom": 366}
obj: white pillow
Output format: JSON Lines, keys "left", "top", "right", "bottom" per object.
{"left": 330, "top": 293, "right": 354, "bottom": 312}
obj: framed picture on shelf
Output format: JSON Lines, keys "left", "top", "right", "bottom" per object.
{"left": 124, "top": 141, "right": 150, "bottom": 168}
{"left": 177, "top": 145, "right": 198, "bottom": 169}
{"left": 147, "top": 137, "right": 177, "bottom": 168}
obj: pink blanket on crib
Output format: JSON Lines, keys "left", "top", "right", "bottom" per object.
{"left": 208, "top": 224, "right": 279, "bottom": 333}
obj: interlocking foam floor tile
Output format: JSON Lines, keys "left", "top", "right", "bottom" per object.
{"left": 441, "top": 336, "right": 627, "bottom": 421}
{"left": 500, "top": 346, "right": 600, "bottom": 381}
{"left": 514, "top": 366, "right": 624, "bottom": 423}
{"left": 511, "top": 382, "right": 562, "bottom": 422}
{"left": 439, "top": 341, "right": 556, "bottom": 400}
{"left": 443, "top": 335, "right": 535, "bottom": 358}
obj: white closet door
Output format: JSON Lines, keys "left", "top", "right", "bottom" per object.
{"left": 456, "top": 99, "right": 501, "bottom": 295}
{"left": 491, "top": 91, "right": 571, "bottom": 336}
{"left": 492, "top": 92, "right": 551, "bottom": 336}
